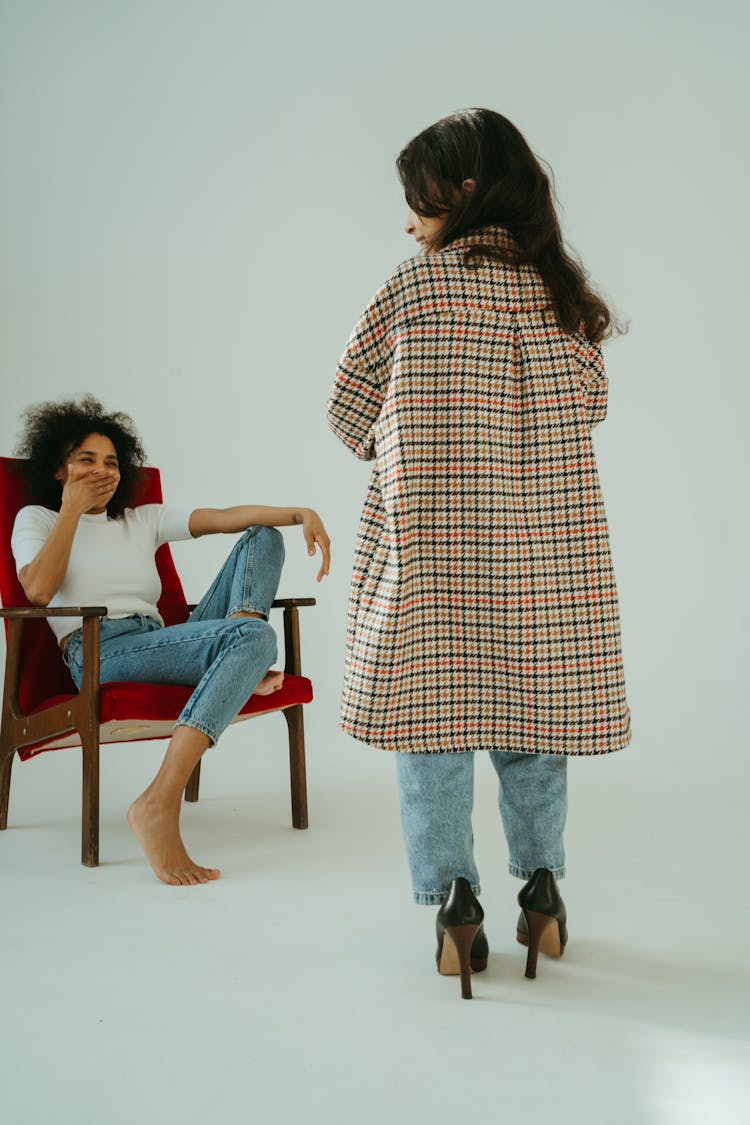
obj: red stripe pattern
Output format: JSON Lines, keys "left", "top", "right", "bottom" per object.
{"left": 327, "top": 226, "right": 631, "bottom": 755}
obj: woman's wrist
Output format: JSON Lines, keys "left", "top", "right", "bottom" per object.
{"left": 57, "top": 501, "right": 83, "bottom": 524}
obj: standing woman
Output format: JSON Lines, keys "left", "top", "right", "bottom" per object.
{"left": 12, "top": 396, "right": 330, "bottom": 886}
{"left": 327, "top": 109, "right": 631, "bottom": 997}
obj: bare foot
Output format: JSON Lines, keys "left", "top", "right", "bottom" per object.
{"left": 253, "top": 670, "right": 284, "bottom": 696}
{"left": 127, "top": 793, "right": 220, "bottom": 886}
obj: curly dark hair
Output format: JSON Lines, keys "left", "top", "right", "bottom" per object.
{"left": 14, "top": 394, "right": 148, "bottom": 519}
{"left": 397, "top": 108, "right": 623, "bottom": 344}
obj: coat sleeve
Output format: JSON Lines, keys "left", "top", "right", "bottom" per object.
{"left": 580, "top": 342, "right": 608, "bottom": 428}
{"left": 327, "top": 275, "right": 398, "bottom": 461}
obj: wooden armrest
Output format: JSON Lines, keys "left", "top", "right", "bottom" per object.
{"left": 0, "top": 605, "right": 107, "bottom": 619}
{"left": 183, "top": 597, "right": 317, "bottom": 612}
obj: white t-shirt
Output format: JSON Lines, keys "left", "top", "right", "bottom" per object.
{"left": 11, "top": 504, "right": 194, "bottom": 643}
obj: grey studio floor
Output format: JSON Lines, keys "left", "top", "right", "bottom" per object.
{"left": 2, "top": 713, "right": 748, "bottom": 1125}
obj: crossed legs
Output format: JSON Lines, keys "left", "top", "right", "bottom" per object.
{"left": 65, "top": 527, "right": 286, "bottom": 885}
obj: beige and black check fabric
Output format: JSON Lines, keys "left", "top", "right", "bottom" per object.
{"left": 328, "top": 225, "right": 631, "bottom": 755}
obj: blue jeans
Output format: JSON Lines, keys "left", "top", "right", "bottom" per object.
{"left": 395, "top": 750, "right": 567, "bottom": 904}
{"left": 62, "top": 526, "right": 285, "bottom": 746}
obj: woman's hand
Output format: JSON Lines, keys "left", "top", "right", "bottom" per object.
{"left": 301, "top": 509, "right": 331, "bottom": 583}
{"left": 188, "top": 504, "right": 332, "bottom": 581}
{"left": 60, "top": 464, "right": 119, "bottom": 516}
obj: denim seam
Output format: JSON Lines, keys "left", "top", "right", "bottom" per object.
{"left": 96, "top": 624, "right": 257, "bottom": 664}
{"left": 241, "top": 533, "right": 256, "bottom": 614}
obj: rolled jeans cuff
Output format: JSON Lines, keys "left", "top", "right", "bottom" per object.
{"left": 227, "top": 603, "right": 269, "bottom": 620}
{"left": 413, "top": 882, "right": 482, "bottom": 906}
{"left": 509, "top": 863, "right": 566, "bottom": 880}
{"left": 174, "top": 717, "right": 219, "bottom": 747}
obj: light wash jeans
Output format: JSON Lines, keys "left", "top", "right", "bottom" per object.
{"left": 62, "top": 526, "right": 284, "bottom": 746}
{"left": 395, "top": 750, "right": 567, "bottom": 904}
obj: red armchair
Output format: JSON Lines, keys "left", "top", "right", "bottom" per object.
{"left": 0, "top": 457, "right": 314, "bottom": 866}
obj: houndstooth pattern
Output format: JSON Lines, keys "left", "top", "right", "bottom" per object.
{"left": 327, "top": 225, "right": 631, "bottom": 755}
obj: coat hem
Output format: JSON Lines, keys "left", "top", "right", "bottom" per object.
{"left": 338, "top": 719, "right": 633, "bottom": 757}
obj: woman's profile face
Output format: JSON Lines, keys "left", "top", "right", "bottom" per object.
{"left": 54, "top": 431, "right": 121, "bottom": 511}
{"left": 404, "top": 206, "right": 448, "bottom": 252}
{"left": 404, "top": 178, "right": 474, "bottom": 253}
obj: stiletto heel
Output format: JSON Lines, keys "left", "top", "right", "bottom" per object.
{"left": 519, "top": 908, "right": 560, "bottom": 979}
{"left": 516, "top": 868, "right": 567, "bottom": 980}
{"left": 435, "top": 877, "right": 489, "bottom": 1000}
{"left": 441, "top": 923, "right": 481, "bottom": 998}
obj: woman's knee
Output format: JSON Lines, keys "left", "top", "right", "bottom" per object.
{"left": 257, "top": 524, "right": 285, "bottom": 561}
{"left": 239, "top": 524, "right": 283, "bottom": 548}
{"left": 235, "top": 618, "right": 278, "bottom": 664}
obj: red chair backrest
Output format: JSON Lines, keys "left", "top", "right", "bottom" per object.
{"left": 0, "top": 457, "right": 189, "bottom": 713}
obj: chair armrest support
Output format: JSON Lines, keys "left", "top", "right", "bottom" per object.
{"left": 273, "top": 600, "right": 316, "bottom": 676}
{"left": 78, "top": 615, "right": 101, "bottom": 743}
{"left": 0, "top": 608, "right": 102, "bottom": 743}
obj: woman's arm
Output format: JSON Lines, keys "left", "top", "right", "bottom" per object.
{"left": 327, "top": 273, "right": 398, "bottom": 460}
{"left": 188, "top": 506, "right": 331, "bottom": 582}
{"left": 581, "top": 343, "right": 608, "bottom": 428}
{"left": 19, "top": 509, "right": 80, "bottom": 605}
{"left": 19, "top": 468, "right": 118, "bottom": 605}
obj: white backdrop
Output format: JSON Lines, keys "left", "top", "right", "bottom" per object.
{"left": 1, "top": 0, "right": 747, "bottom": 782}
{"left": 2, "top": 6, "right": 749, "bottom": 1124}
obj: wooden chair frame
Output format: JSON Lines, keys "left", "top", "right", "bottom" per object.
{"left": 0, "top": 597, "right": 315, "bottom": 867}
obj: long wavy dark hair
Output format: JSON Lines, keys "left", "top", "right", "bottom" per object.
{"left": 397, "top": 108, "right": 620, "bottom": 343}
{"left": 15, "top": 394, "right": 147, "bottom": 518}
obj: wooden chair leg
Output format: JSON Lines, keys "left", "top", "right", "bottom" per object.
{"left": 0, "top": 747, "right": 15, "bottom": 831}
{"left": 78, "top": 613, "right": 101, "bottom": 867}
{"left": 283, "top": 704, "right": 308, "bottom": 830}
{"left": 184, "top": 759, "right": 201, "bottom": 803}
{"left": 80, "top": 732, "right": 100, "bottom": 867}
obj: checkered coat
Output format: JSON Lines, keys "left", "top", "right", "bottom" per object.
{"left": 327, "top": 225, "right": 631, "bottom": 755}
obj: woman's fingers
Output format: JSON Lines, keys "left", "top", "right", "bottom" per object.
{"left": 316, "top": 533, "right": 331, "bottom": 581}
{"left": 307, "top": 532, "right": 331, "bottom": 582}
{"left": 301, "top": 511, "right": 331, "bottom": 581}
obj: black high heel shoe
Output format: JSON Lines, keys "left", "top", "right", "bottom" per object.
{"left": 516, "top": 868, "right": 567, "bottom": 980}
{"left": 435, "top": 877, "right": 489, "bottom": 999}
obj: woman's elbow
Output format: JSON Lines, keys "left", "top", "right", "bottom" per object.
{"left": 25, "top": 591, "right": 51, "bottom": 607}
{"left": 327, "top": 415, "right": 374, "bottom": 461}
{"left": 24, "top": 585, "right": 52, "bottom": 606}
{"left": 19, "top": 570, "right": 51, "bottom": 606}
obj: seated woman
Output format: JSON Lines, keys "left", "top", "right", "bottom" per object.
{"left": 11, "top": 395, "right": 330, "bottom": 886}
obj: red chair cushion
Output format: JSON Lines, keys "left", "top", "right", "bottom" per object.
{"left": 18, "top": 673, "right": 313, "bottom": 759}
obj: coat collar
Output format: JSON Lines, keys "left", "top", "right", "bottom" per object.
{"left": 440, "top": 224, "right": 519, "bottom": 256}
